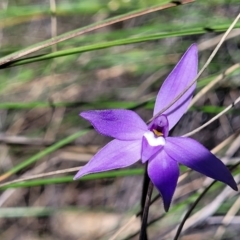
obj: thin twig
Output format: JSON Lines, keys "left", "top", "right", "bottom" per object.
{"left": 50, "top": 0, "right": 57, "bottom": 52}
{"left": 131, "top": 69, "right": 168, "bottom": 99}
{"left": 108, "top": 215, "right": 138, "bottom": 240}
{"left": 189, "top": 63, "right": 240, "bottom": 108}
{"left": 175, "top": 179, "right": 239, "bottom": 238}
{"left": 0, "top": 0, "right": 194, "bottom": 66}
{"left": 172, "top": 182, "right": 216, "bottom": 240}
{"left": 173, "top": 162, "right": 240, "bottom": 240}
{"left": 214, "top": 196, "right": 240, "bottom": 239}
{"left": 148, "top": 12, "right": 240, "bottom": 123}
{"left": 211, "top": 129, "right": 240, "bottom": 154}
{"left": 225, "top": 133, "right": 240, "bottom": 158}
{"left": 0, "top": 167, "right": 81, "bottom": 188}
{"left": 183, "top": 95, "right": 240, "bottom": 137}
{"left": 198, "top": 29, "right": 240, "bottom": 52}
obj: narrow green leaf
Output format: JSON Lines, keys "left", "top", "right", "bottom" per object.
{"left": 0, "top": 169, "right": 144, "bottom": 189}
{"left": 0, "top": 130, "right": 89, "bottom": 180}
{"left": 0, "top": 1, "right": 193, "bottom": 66}
{"left": 5, "top": 22, "right": 240, "bottom": 67}
{"left": 0, "top": 101, "right": 138, "bottom": 110}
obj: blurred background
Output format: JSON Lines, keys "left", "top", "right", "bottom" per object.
{"left": 0, "top": 0, "right": 240, "bottom": 239}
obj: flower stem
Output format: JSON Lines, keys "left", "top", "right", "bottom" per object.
{"left": 139, "top": 164, "right": 153, "bottom": 240}
{"left": 140, "top": 163, "right": 149, "bottom": 240}
{"left": 141, "top": 163, "right": 150, "bottom": 216}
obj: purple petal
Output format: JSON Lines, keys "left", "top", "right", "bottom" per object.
{"left": 80, "top": 109, "right": 147, "bottom": 140}
{"left": 153, "top": 44, "right": 198, "bottom": 130}
{"left": 74, "top": 139, "right": 141, "bottom": 179}
{"left": 148, "top": 150, "right": 179, "bottom": 212}
{"left": 165, "top": 137, "right": 238, "bottom": 190}
{"left": 141, "top": 132, "right": 165, "bottom": 163}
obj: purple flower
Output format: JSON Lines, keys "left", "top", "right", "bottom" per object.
{"left": 74, "top": 44, "right": 237, "bottom": 211}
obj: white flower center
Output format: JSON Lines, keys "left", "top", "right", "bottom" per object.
{"left": 143, "top": 131, "right": 166, "bottom": 146}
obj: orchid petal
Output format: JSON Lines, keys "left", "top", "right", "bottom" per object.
{"left": 80, "top": 109, "right": 147, "bottom": 140}
{"left": 153, "top": 44, "right": 198, "bottom": 130}
{"left": 74, "top": 139, "right": 141, "bottom": 179}
{"left": 141, "top": 131, "right": 165, "bottom": 163}
{"left": 165, "top": 137, "right": 238, "bottom": 190}
{"left": 148, "top": 150, "right": 179, "bottom": 211}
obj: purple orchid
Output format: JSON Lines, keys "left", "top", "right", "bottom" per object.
{"left": 74, "top": 44, "right": 237, "bottom": 211}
